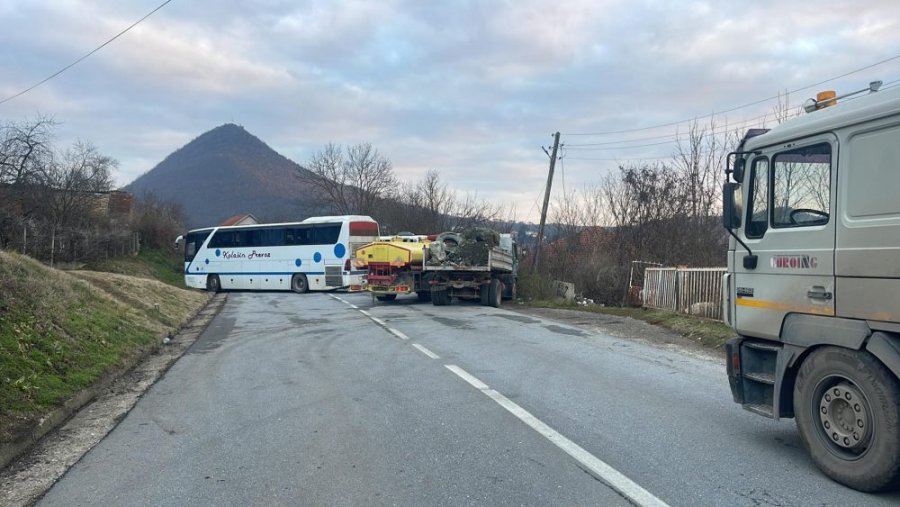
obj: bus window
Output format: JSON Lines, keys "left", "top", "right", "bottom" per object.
{"left": 286, "top": 226, "right": 314, "bottom": 245}
{"left": 185, "top": 230, "right": 212, "bottom": 262}
{"left": 315, "top": 224, "right": 341, "bottom": 244}
{"left": 257, "top": 228, "right": 285, "bottom": 247}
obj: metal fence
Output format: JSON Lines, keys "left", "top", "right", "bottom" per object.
{"left": 642, "top": 267, "right": 726, "bottom": 320}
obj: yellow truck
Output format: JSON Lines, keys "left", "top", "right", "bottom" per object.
{"left": 355, "top": 235, "right": 432, "bottom": 302}
{"left": 356, "top": 229, "right": 518, "bottom": 307}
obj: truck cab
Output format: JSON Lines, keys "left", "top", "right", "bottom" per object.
{"left": 722, "top": 82, "right": 900, "bottom": 492}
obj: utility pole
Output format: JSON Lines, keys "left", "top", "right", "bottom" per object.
{"left": 532, "top": 131, "right": 560, "bottom": 270}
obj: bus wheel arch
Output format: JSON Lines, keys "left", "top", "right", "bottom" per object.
{"left": 206, "top": 275, "right": 221, "bottom": 292}
{"left": 793, "top": 346, "right": 900, "bottom": 492}
{"left": 291, "top": 273, "right": 309, "bottom": 294}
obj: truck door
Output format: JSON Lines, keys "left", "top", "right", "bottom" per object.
{"left": 733, "top": 135, "right": 836, "bottom": 339}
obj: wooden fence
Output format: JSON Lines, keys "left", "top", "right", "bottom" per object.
{"left": 642, "top": 267, "right": 726, "bottom": 320}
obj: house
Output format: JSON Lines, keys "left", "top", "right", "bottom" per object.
{"left": 219, "top": 213, "right": 259, "bottom": 227}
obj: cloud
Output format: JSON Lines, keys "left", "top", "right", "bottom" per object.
{"left": 3, "top": 0, "right": 900, "bottom": 222}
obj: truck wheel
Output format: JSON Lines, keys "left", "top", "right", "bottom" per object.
{"left": 488, "top": 278, "right": 502, "bottom": 308}
{"left": 794, "top": 346, "right": 900, "bottom": 492}
{"left": 416, "top": 291, "right": 431, "bottom": 303}
{"left": 501, "top": 275, "right": 517, "bottom": 300}
{"left": 206, "top": 275, "right": 221, "bottom": 293}
{"left": 431, "top": 289, "right": 449, "bottom": 306}
{"left": 480, "top": 285, "right": 490, "bottom": 305}
{"left": 291, "top": 274, "right": 309, "bottom": 294}
{"left": 376, "top": 294, "right": 397, "bottom": 302}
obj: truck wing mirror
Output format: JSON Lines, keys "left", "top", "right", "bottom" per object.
{"left": 732, "top": 158, "right": 746, "bottom": 183}
{"left": 722, "top": 183, "right": 741, "bottom": 229}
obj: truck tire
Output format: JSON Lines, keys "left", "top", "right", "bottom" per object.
{"left": 376, "top": 294, "right": 397, "bottom": 302}
{"left": 488, "top": 278, "right": 502, "bottom": 308}
{"left": 794, "top": 346, "right": 900, "bottom": 492}
{"left": 480, "top": 285, "right": 490, "bottom": 305}
{"left": 431, "top": 289, "right": 449, "bottom": 306}
{"left": 417, "top": 291, "right": 431, "bottom": 303}
{"left": 291, "top": 273, "right": 309, "bottom": 294}
{"left": 501, "top": 275, "right": 517, "bottom": 300}
{"left": 206, "top": 275, "right": 221, "bottom": 293}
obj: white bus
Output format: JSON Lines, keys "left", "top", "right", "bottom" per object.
{"left": 182, "top": 215, "right": 379, "bottom": 292}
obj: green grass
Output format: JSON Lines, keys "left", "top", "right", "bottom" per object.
{"left": 526, "top": 299, "right": 734, "bottom": 349}
{"left": 0, "top": 251, "right": 207, "bottom": 441}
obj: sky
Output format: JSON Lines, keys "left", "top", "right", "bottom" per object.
{"left": 2, "top": 0, "right": 900, "bottom": 222}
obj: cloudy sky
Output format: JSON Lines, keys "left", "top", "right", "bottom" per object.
{"left": 2, "top": 0, "right": 899, "bottom": 221}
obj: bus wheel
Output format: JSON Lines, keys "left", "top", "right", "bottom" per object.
{"left": 291, "top": 274, "right": 309, "bottom": 294}
{"left": 206, "top": 275, "right": 221, "bottom": 293}
{"left": 794, "top": 346, "right": 900, "bottom": 492}
{"left": 376, "top": 294, "right": 397, "bottom": 302}
{"left": 488, "top": 278, "right": 502, "bottom": 308}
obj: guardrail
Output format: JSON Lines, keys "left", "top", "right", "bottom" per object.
{"left": 642, "top": 267, "right": 726, "bottom": 320}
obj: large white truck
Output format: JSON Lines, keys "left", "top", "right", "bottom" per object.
{"left": 722, "top": 81, "right": 900, "bottom": 492}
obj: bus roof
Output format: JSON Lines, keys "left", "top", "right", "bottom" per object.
{"left": 301, "top": 215, "right": 375, "bottom": 224}
{"left": 746, "top": 84, "right": 900, "bottom": 150}
{"left": 185, "top": 215, "right": 377, "bottom": 234}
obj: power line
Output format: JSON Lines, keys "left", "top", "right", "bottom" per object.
{"left": 563, "top": 76, "right": 900, "bottom": 152}
{"left": 0, "top": 0, "right": 173, "bottom": 106}
{"left": 564, "top": 54, "right": 900, "bottom": 136}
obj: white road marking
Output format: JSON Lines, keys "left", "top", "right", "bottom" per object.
{"left": 370, "top": 317, "right": 386, "bottom": 326}
{"left": 359, "top": 310, "right": 371, "bottom": 317}
{"left": 389, "top": 328, "right": 410, "bottom": 340}
{"left": 411, "top": 343, "right": 439, "bottom": 359}
{"left": 330, "top": 295, "right": 357, "bottom": 308}
{"left": 444, "top": 365, "right": 670, "bottom": 507}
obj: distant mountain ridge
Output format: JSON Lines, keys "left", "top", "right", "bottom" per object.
{"left": 124, "top": 124, "right": 320, "bottom": 228}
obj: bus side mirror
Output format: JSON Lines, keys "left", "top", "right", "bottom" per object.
{"left": 723, "top": 183, "right": 741, "bottom": 229}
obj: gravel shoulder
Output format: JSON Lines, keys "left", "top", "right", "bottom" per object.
{"left": 511, "top": 304, "right": 725, "bottom": 362}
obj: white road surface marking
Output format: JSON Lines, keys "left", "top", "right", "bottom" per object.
{"left": 444, "top": 365, "right": 670, "bottom": 507}
{"left": 411, "top": 343, "right": 439, "bottom": 359}
{"left": 389, "top": 328, "right": 410, "bottom": 340}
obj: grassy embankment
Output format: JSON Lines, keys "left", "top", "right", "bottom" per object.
{"left": 0, "top": 249, "right": 206, "bottom": 441}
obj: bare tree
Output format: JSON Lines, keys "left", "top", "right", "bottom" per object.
{"left": 417, "top": 169, "right": 455, "bottom": 231}
{"left": 0, "top": 116, "right": 55, "bottom": 186}
{"left": 773, "top": 89, "right": 803, "bottom": 124}
{"left": 301, "top": 142, "right": 397, "bottom": 216}
{"left": 41, "top": 141, "right": 116, "bottom": 265}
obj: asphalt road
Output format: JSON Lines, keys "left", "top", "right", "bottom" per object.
{"left": 39, "top": 292, "right": 900, "bottom": 506}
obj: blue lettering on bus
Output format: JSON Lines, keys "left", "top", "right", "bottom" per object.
{"left": 295, "top": 258, "right": 302, "bottom": 267}
{"left": 205, "top": 258, "right": 209, "bottom": 264}
{"left": 215, "top": 249, "right": 221, "bottom": 257}
{"left": 314, "top": 252, "right": 322, "bottom": 263}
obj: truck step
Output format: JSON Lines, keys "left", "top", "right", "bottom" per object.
{"left": 743, "top": 403, "right": 775, "bottom": 419}
{"left": 743, "top": 341, "right": 781, "bottom": 353}
{"left": 743, "top": 371, "right": 775, "bottom": 385}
